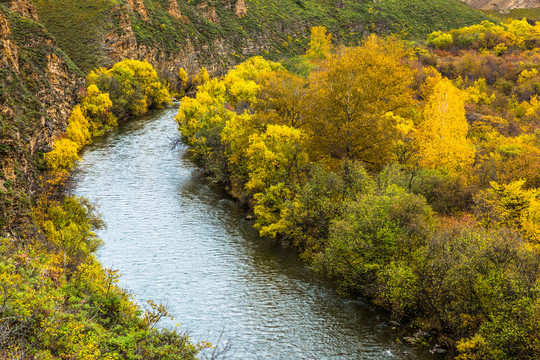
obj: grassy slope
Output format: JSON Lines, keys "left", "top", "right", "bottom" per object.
{"left": 31, "top": 0, "right": 117, "bottom": 74}
{"left": 145, "top": 0, "right": 492, "bottom": 53}
{"left": 34, "top": 0, "right": 492, "bottom": 73}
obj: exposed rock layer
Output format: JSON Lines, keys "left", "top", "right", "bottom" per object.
{"left": 461, "top": 0, "right": 540, "bottom": 10}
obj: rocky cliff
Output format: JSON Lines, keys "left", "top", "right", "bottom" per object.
{"left": 461, "top": 0, "right": 540, "bottom": 10}
{"left": 0, "top": 0, "right": 82, "bottom": 235}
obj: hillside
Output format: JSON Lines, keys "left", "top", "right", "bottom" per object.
{"left": 31, "top": 0, "right": 491, "bottom": 86}
{"left": 0, "top": 0, "right": 82, "bottom": 237}
{"left": 0, "top": 0, "right": 491, "bottom": 236}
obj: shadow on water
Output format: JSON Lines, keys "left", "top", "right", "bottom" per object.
{"left": 73, "top": 108, "right": 438, "bottom": 360}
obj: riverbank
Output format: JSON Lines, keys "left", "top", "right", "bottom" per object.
{"left": 0, "top": 60, "right": 205, "bottom": 359}
{"left": 72, "top": 106, "right": 436, "bottom": 360}
{"left": 175, "top": 28, "right": 540, "bottom": 359}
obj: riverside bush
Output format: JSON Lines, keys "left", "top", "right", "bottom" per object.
{"left": 13, "top": 60, "right": 200, "bottom": 358}
{"left": 175, "top": 27, "right": 540, "bottom": 358}
{"left": 87, "top": 59, "right": 172, "bottom": 120}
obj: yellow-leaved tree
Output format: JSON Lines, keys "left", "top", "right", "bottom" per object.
{"left": 255, "top": 70, "right": 308, "bottom": 128}
{"left": 197, "top": 66, "right": 210, "bottom": 85}
{"left": 306, "top": 26, "right": 333, "bottom": 59}
{"left": 65, "top": 105, "right": 91, "bottom": 148}
{"left": 306, "top": 34, "right": 414, "bottom": 169}
{"left": 87, "top": 59, "right": 171, "bottom": 119}
{"left": 81, "top": 84, "right": 117, "bottom": 135}
{"left": 223, "top": 56, "right": 283, "bottom": 108}
{"left": 247, "top": 125, "right": 310, "bottom": 237}
{"left": 245, "top": 124, "right": 309, "bottom": 194}
{"left": 416, "top": 77, "right": 476, "bottom": 171}
{"left": 175, "top": 78, "right": 231, "bottom": 159}
{"left": 44, "top": 138, "right": 80, "bottom": 172}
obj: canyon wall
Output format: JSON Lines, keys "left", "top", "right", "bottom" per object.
{"left": 0, "top": 0, "right": 82, "bottom": 235}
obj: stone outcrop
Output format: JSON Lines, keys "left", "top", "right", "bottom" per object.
{"left": 168, "top": 0, "right": 183, "bottom": 19}
{"left": 8, "top": 0, "right": 38, "bottom": 21}
{"left": 234, "top": 0, "right": 247, "bottom": 18}
{"left": 103, "top": 4, "right": 139, "bottom": 67}
{"left": 125, "top": 0, "right": 148, "bottom": 20}
{"left": 0, "top": 11, "right": 18, "bottom": 72}
{"left": 197, "top": 2, "right": 219, "bottom": 24}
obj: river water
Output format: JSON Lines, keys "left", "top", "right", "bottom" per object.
{"left": 73, "top": 108, "right": 436, "bottom": 360}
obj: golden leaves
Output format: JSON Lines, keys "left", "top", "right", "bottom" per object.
{"left": 416, "top": 77, "right": 476, "bottom": 171}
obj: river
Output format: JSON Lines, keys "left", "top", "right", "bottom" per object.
{"left": 73, "top": 107, "right": 436, "bottom": 360}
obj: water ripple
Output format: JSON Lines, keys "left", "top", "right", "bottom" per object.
{"left": 73, "top": 109, "right": 435, "bottom": 360}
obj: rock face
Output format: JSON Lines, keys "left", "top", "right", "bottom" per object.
{"left": 0, "top": 11, "right": 19, "bottom": 72}
{"left": 234, "top": 0, "right": 247, "bottom": 17}
{"left": 125, "top": 0, "right": 148, "bottom": 20}
{"left": 168, "top": 0, "right": 183, "bottom": 20}
{"left": 101, "top": 2, "right": 284, "bottom": 85}
{"left": 461, "top": 0, "right": 540, "bottom": 10}
{"left": 103, "top": 4, "right": 139, "bottom": 67}
{"left": 0, "top": 2, "right": 82, "bottom": 235}
{"left": 8, "top": 0, "right": 38, "bottom": 21}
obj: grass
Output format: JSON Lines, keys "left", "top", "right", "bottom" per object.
{"left": 31, "top": 0, "right": 492, "bottom": 76}
{"left": 31, "top": 0, "right": 117, "bottom": 74}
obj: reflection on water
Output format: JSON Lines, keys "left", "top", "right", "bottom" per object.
{"left": 73, "top": 108, "right": 435, "bottom": 360}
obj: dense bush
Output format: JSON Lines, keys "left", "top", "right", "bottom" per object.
{"left": 87, "top": 59, "right": 172, "bottom": 120}
{"left": 176, "top": 27, "right": 540, "bottom": 358}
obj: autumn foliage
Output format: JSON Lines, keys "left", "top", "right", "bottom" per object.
{"left": 44, "top": 59, "right": 171, "bottom": 175}
{"left": 7, "top": 60, "right": 199, "bottom": 359}
{"left": 176, "top": 26, "right": 540, "bottom": 359}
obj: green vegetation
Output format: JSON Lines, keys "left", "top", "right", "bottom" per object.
{"left": 1, "top": 56, "right": 201, "bottom": 358}
{"left": 487, "top": 7, "right": 540, "bottom": 22}
{"left": 33, "top": 0, "right": 117, "bottom": 73}
{"left": 1, "top": 195, "right": 203, "bottom": 359}
{"left": 32, "top": 0, "right": 491, "bottom": 77}
{"left": 0, "top": 0, "right": 531, "bottom": 357}
{"left": 176, "top": 24, "right": 540, "bottom": 358}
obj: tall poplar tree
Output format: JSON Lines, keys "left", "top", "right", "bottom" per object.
{"left": 416, "top": 78, "right": 476, "bottom": 171}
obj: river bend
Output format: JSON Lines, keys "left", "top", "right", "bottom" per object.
{"left": 73, "top": 108, "right": 435, "bottom": 360}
